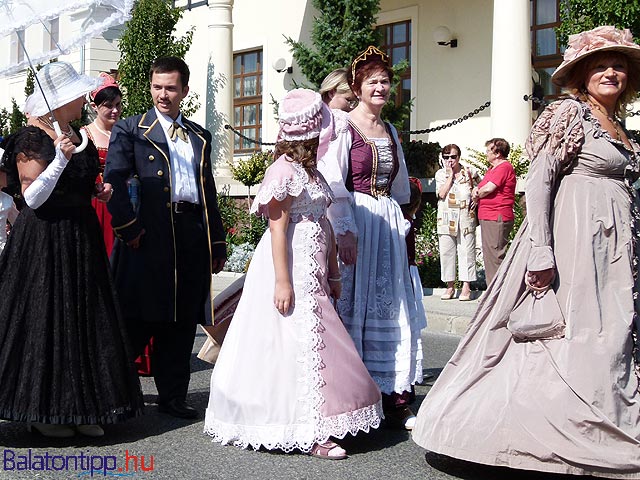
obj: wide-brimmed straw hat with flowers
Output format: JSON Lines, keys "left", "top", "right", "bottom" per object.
{"left": 551, "top": 25, "right": 640, "bottom": 88}
{"left": 277, "top": 88, "right": 324, "bottom": 142}
{"left": 24, "top": 61, "right": 103, "bottom": 117}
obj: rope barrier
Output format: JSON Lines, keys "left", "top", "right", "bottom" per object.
{"left": 225, "top": 96, "right": 542, "bottom": 146}
{"left": 400, "top": 101, "right": 490, "bottom": 135}
{"left": 224, "top": 124, "right": 277, "bottom": 147}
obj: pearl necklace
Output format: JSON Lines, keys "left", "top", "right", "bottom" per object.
{"left": 91, "top": 122, "right": 111, "bottom": 138}
{"left": 37, "top": 116, "right": 73, "bottom": 138}
{"left": 588, "top": 101, "right": 621, "bottom": 141}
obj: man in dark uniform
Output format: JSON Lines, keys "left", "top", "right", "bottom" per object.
{"left": 104, "top": 56, "right": 226, "bottom": 419}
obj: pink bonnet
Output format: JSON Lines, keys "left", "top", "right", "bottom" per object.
{"left": 278, "top": 89, "right": 324, "bottom": 142}
{"left": 90, "top": 72, "right": 119, "bottom": 100}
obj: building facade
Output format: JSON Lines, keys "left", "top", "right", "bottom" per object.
{"left": 2, "top": 0, "right": 634, "bottom": 190}
{"left": 166, "top": 0, "right": 539, "bottom": 189}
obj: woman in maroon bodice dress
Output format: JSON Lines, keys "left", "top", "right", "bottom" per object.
{"left": 318, "top": 46, "right": 425, "bottom": 430}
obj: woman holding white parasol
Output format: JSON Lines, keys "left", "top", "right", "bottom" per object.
{"left": 0, "top": 62, "right": 144, "bottom": 438}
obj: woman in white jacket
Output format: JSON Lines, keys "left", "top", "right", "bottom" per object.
{"left": 318, "top": 46, "right": 425, "bottom": 430}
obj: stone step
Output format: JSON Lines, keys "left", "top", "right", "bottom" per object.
{"left": 425, "top": 311, "right": 472, "bottom": 336}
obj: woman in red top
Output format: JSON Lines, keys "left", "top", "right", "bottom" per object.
{"left": 83, "top": 75, "right": 153, "bottom": 376}
{"left": 82, "top": 73, "right": 122, "bottom": 256}
{"left": 472, "top": 137, "right": 516, "bottom": 285}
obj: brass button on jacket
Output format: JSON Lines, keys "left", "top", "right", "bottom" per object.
{"left": 148, "top": 155, "right": 155, "bottom": 161}
{"left": 157, "top": 170, "right": 164, "bottom": 176}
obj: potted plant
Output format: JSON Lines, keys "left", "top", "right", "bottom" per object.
{"left": 228, "top": 149, "right": 274, "bottom": 210}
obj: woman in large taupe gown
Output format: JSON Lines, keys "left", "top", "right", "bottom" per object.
{"left": 412, "top": 26, "right": 640, "bottom": 477}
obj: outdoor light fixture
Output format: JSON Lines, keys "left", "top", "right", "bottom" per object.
{"left": 272, "top": 58, "right": 293, "bottom": 74}
{"left": 433, "top": 26, "right": 458, "bottom": 48}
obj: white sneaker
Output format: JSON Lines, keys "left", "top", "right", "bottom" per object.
{"left": 404, "top": 415, "right": 417, "bottom": 430}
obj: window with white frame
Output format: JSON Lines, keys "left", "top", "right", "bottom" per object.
{"left": 171, "top": 0, "right": 208, "bottom": 10}
{"left": 377, "top": 20, "right": 412, "bottom": 136}
{"left": 48, "top": 18, "right": 59, "bottom": 51}
{"left": 233, "top": 49, "right": 263, "bottom": 154}
{"left": 15, "top": 30, "right": 25, "bottom": 64}
{"left": 530, "top": 0, "right": 562, "bottom": 98}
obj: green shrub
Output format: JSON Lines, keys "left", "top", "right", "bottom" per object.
{"left": 217, "top": 185, "right": 268, "bottom": 249}
{"left": 229, "top": 150, "right": 273, "bottom": 189}
{"left": 417, "top": 255, "right": 445, "bottom": 288}
{"left": 510, "top": 194, "right": 526, "bottom": 244}
{"left": 402, "top": 140, "right": 441, "bottom": 178}
{"left": 415, "top": 203, "right": 445, "bottom": 288}
{"left": 243, "top": 215, "right": 268, "bottom": 246}
{"left": 217, "top": 185, "right": 243, "bottom": 240}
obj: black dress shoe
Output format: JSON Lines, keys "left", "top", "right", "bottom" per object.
{"left": 158, "top": 399, "right": 199, "bottom": 419}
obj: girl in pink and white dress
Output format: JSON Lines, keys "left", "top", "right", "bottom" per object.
{"left": 204, "top": 89, "right": 382, "bottom": 459}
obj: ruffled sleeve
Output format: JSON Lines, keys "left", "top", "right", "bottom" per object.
{"left": 318, "top": 109, "right": 352, "bottom": 199}
{"left": 317, "top": 109, "right": 358, "bottom": 236}
{"left": 625, "top": 136, "right": 640, "bottom": 182}
{"left": 389, "top": 123, "right": 410, "bottom": 204}
{"left": 250, "top": 155, "right": 306, "bottom": 218}
{"left": 524, "top": 98, "right": 585, "bottom": 271}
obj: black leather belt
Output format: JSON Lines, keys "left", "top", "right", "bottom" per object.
{"left": 172, "top": 201, "right": 201, "bottom": 214}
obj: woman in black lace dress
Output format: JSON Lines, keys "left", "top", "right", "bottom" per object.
{"left": 0, "top": 62, "right": 143, "bottom": 438}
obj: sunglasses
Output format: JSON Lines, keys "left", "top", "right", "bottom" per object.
{"left": 442, "top": 154, "right": 459, "bottom": 159}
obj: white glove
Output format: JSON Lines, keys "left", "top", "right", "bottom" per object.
{"left": 23, "top": 145, "right": 69, "bottom": 209}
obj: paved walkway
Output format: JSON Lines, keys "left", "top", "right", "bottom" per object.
{"left": 1, "top": 275, "right": 601, "bottom": 480}
{"left": 0, "top": 331, "right": 467, "bottom": 480}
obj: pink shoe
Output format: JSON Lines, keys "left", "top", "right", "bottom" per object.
{"left": 310, "top": 441, "right": 347, "bottom": 460}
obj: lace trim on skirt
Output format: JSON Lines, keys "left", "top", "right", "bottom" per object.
{"left": 203, "top": 402, "right": 383, "bottom": 453}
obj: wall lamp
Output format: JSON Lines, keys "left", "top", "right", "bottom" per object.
{"left": 272, "top": 58, "right": 293, "bottom": 74}
{"left": 433, "top": 26, "right": 458, "bottom": 48}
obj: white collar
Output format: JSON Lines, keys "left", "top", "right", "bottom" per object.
{"left": 154, "top": 107, "right": 185, "bottom": 130}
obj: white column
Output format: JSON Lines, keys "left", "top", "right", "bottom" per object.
{"left": 490, "top": 0, "right": 531, "bottom": 146}
{"left": 207, "top": 0, "right": 234, "bottom": 175}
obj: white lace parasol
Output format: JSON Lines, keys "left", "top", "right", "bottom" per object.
{"left": 0, "top": 0, "right": 133, "bottom": 151}
{"left": 0, "top": 0, "right": 133, "bottom": 76}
